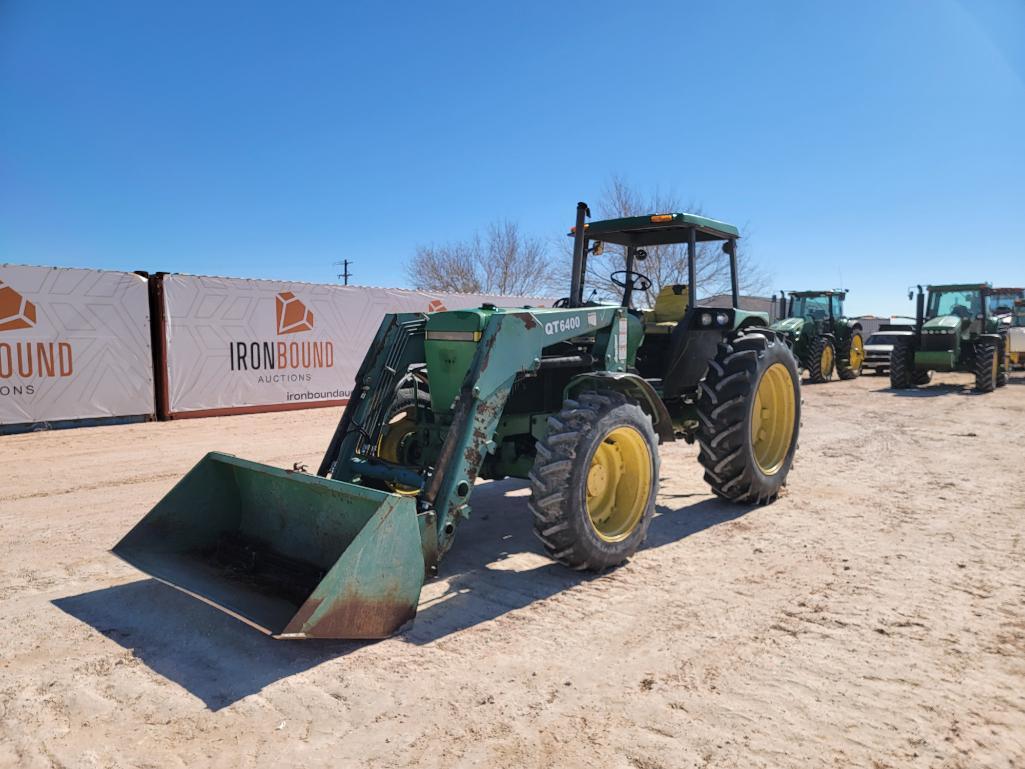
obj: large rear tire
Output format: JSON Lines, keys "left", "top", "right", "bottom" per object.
{"left": 696, "top": 329, "right": 801, "bottom": 505}
{"left": 890, "top": 337, "right": 915, "bottom": 389}
{"left": 975, "top": 343, "right": 997, "bottom": 393}
{"left": 838, "top": 331, "right": 864, "bottom": 380}
{"left": 529, "top": 390, "right": 659, "bottom": 571}
{"left": 806, "top": 335, "right": 835, "bottom": 384}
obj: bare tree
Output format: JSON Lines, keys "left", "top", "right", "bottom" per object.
{"left": 563, "top": 175, "right": 770, "bottom": 307}
{"left": 406, "top": 220, "right": 554, "bottom": 296}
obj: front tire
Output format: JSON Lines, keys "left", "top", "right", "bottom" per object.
{"left": 376, "top": 388, "right": 431, "bottom": 494}
{"left": 806, "top": 336, "right": 836, "bottom": 383}
{"left": 890, "top": 337, "right": 916, "bottom": 389}
{"left": 696, "top": 329, "right": 801, "bottom": 505}
{"left": 838, "top": 331, "right": 864, "bottom": 380}
{"left": 529, "top": 390, "right": 659, "bottom": 571}
{"left": 975, "top": 343, "right": 998, "bottom": 393}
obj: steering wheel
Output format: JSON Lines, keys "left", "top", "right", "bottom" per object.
{"left": 950, "top": 305, "right": 971, "bottom": 319}
{"left": 553, "top": 297, "right": 571, "bottom": 308}
{"left": 610, "top": 270, "right": 652, "bottom": 292}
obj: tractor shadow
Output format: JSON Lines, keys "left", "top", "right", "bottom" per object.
{"left": 883, "top": 383, "right": 984, "bottom": 398}
{"left": 52, "top": 479, "right": 750, "bottom": 710}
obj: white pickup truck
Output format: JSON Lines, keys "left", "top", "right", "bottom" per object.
{"left": 863, "top": 325, "right": 915, "bottom": 375}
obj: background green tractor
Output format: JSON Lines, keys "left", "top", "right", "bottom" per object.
{"left": 114, "top": 202, "right": 801, "bottom": 639}
{"left": 771, "top": 290, "right": 864, "bottom": 383}
{"left": 891, "top": 283, "right": 1009, "bottom": 392}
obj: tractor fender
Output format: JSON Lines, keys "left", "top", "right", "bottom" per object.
{"left": 847, "top": 320, "right": 863, "bottom": 332}
{"left": 975, "top": 333, "right": 1004, "bottom": 346}
{"left": 564, "top": 371, "right": 675, "bottom": 444}
{"left": 736, "top": 317, "right": 767, "bottom": 333}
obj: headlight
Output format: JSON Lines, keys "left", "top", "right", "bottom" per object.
{"left": 700, "top": 312, "right": 712, "bottom": 326}
{"left": 716, "top": 312, "right": 729, "bottom": 326}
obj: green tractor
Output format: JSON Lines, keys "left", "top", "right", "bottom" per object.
{"left": 771, "top": 290, "right": 865, "bottom": 383}
{"left": 891, "top": 283, "right": 1009, "bottom": 392}
{"left": 113, "top": 203, "right": 801, "bottom": 639}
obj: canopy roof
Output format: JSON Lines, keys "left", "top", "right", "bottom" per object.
{"left": 927, "top": 283, "right": 990, "bottom": 292}
{"left": 990, "top": 286, "right": 1024, "bottom": 295}
{"left": 571, "top": 212, "right": 740, "bottom": 247}
{"left": 787, "top": 290, "right": 847, "bottom": 298}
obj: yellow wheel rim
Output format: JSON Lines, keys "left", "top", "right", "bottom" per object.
{"left": 377, "top": 408, "right": 420, "bottom": 495}
{"left": 821, "top": 344, "right": 834, "bottom": 375}
{"left": 585, "top": 426, "right": 652, "bottom": 542}
{"left": 849, "top": 335, "right": 864, "bottom": 369}
{"left": 752, "top": 363, "right": 797, "bottom": 475}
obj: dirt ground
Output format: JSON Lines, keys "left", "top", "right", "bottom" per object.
{"left": 1, "top": 371, "right": 1024, "bottom": 768}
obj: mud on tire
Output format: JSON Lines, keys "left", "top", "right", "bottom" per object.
{"left": 529, "top": 390, "right": 659, "bottom": 571}
{"left": 695, "top": 329, "right": 801, "bottom": 505}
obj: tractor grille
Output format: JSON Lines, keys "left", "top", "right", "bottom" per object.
{"left": 355, "top": 317, "right": 426, "bottom": 456}
{"left": 921, "top": 332, "right": 955, "bottom": 352}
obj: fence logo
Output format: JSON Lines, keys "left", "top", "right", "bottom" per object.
{"left": 427, "top": 299, "right": 447, "bottom": 312}
{"left": 0, "top": 278, "right": 73, "bottom": 391}
{"left": 0, "top": 279, "right": 37, "bottom": 332}
{"left": 275, "top": 291, "right": 314, "bottom": 335}
{"left": 229, "top": 290, "right": 332, "bottom": 377}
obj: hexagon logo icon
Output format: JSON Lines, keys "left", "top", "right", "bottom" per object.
{"left": 275, "top": 291, "right": 314, "bottom": 335}
{"left": 427, "top": 299, "right": 447, "bottom": 313}
{"left": 0, "top": 279, "right": 37, "bottom": 332}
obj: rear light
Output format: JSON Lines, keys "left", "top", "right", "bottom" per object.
{"left": 650, "top": 214, "right": 674, "bottom": 223}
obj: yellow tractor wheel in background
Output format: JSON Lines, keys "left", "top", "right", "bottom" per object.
{"left": 839, "top": 331, "right": 865, "bottom": 380}
{"left": 806, "top": 335, "right": 836, "bottom": 384}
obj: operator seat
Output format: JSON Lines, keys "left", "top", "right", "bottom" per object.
{"left": 644, "top": 284, "right": 690, "bottom": 335}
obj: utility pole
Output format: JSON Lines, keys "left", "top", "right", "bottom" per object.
{"left": 333, "top": 260, "right": 352, "bottom": 285}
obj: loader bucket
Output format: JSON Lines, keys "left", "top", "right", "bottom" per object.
{"left": 112, "top": 452, "right": 424, "bottom": 639}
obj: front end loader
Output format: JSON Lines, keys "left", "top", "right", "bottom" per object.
{"left": 890, "top": 283, "right": 1009, "bottom": 392}
{"left": 114, "top": 203, "right": 801, "bottom": 639}
{"left": 770, "top": 290, "right": 864, "bottom": 383}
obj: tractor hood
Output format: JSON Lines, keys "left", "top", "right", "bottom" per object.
{"left": 770, "top": 317, "right": 805, "bottom": 337}
{"left": 923, "top": 315, "right": 962, "bottom": 333}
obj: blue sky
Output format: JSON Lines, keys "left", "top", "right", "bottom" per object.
{"left": 2, "top": 0, "right": 1023, "bottom": 317}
